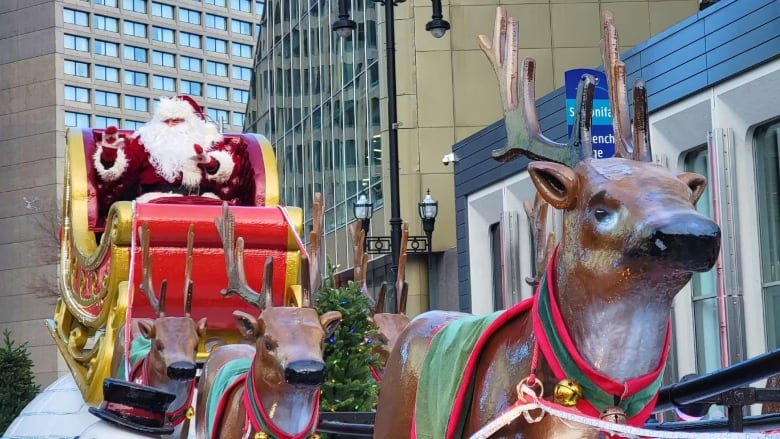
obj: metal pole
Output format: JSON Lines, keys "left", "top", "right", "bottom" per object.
{"left": 384, "top": 0, "right": 401, "bottom": 314}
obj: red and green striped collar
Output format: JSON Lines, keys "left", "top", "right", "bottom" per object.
{"left": 241, "top": 365, "right": 320, "bottom": 439}
{"left": 531, "top": 248, "right": 670, "bottom": 426}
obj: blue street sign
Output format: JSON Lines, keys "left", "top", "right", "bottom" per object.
{"left": 565, "top": 69, "right": 614, "bottom": 159}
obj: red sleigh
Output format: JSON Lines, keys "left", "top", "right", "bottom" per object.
{"left": 49, "top": 127, "right": 307, "bottom": 405}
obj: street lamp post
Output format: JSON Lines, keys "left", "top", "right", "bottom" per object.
{"left": 353, "top": 194, "right": 373, "bottom": 252}
{"left": 335, "top": 0, "right": 448, "bottom": 313}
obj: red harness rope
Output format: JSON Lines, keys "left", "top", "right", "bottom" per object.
{"left": 132, "top": 355, "right": 196, "bottom": 427}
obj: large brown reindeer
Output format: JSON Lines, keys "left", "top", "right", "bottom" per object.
{"left": 374, "top": 8, "right": 721, "bottom": 438}
{"left": 111, "top": 222, "right": 207, "bottom": 439}
{"left": 195, "top": 204, "right": 341, "bottom": 439}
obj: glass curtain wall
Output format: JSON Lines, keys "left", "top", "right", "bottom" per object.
{"left": 252, "top": 0, "right": 383, "bottom": 238}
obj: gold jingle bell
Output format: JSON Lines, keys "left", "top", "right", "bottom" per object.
{"left": 600, "top": 406, "right": 627, "bottom": 425}
{"left": 254, "top": 432, "right": 268, "bottom": 439}
{"left": 553, "top": 378, "right": 583, "bottom": 407}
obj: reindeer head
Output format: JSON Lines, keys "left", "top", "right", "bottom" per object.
{"left": 138, "top": 223, "right": 208, "bottom": 386}
{"left": 215, "top": 204, "right": 342, "bottom": 388}
{"left": 481, "top": 8, "right": 721, "bottom": 302}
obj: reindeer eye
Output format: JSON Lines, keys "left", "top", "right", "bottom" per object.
{"left": 264, "top": 338, "right": 277, "bottom": 351}
{"left": 594, "top": 208, "right": 610, "bottom": 222}
{"left": 155, "top": 341, "right": 164, "bottom": 351}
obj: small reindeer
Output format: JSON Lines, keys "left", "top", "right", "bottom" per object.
{"left": 111, "top": 222, "right": 207, "bottom": 439}
{"left": 195, "top": 204, "right": 341, "bottom": 439}
{"left": 375, "top": 8, "right": 721, "bottom": 438}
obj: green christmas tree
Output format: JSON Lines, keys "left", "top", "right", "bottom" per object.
{"left": 315, "top": 263, "right": 382, "bottom": 413}
{"left": 0, "top": 330, "right": 40, "bottom": 434}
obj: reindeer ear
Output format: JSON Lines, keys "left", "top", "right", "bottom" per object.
{"left": 677, "top": 172, "right": 707, "bottom": 205}
{"left": 196, "top": 318, "right": 208, "bottom": 338}
{"left": 233, "top": 311, "right": 263, "bottom": 340}
{"left": 528, "top": 162, "right": 579, "bottom": 210}
{"left": 137, "top": 320, "right": 155, "bottom": 339}
{"left": 320, "top": 311, "right": 342, "bottom": 338}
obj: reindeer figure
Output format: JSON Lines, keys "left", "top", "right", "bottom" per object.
{"left": 111, "top": 222, "right": 207, "bottom": 439}
{"left": 195, "top": 203, "right": 341, "bottom": 439}
{"left": 375, "top": 8, "right": 721, "bottom": 438}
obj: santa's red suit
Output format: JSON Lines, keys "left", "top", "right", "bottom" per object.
{"left": 93, "top": 95, "right": 239, "bottom": 204}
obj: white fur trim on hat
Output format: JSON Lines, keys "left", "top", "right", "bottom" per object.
{"left": 203, "top": 150, "right": 235, "bottom": 184}
{"left": 153, "top": 96, "right": 198, "bottom": 123}
{"left": 93, "top": 146, "right": 129, "bottom": 182}
{"left": 200, "top": 192, "right": 220, "bottom": 199}
{"left": 181, "top": 159, "right": 203, "bottom": 188}
{"left": 136, "top": 192, "right": 183, "bottom": 203}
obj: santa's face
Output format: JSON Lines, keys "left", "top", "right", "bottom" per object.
{"left": 135, "top": 115, "right": 211, "bottom": 183}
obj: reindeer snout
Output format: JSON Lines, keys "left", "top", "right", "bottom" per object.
{"left": 643, "top": 213, "right": 721, "bottom": 272}
{"left": 167, "top": 361, "right": 197, "bottom": 380}
{"left": 284, "top": 360, "right": 325, "bottom": 386}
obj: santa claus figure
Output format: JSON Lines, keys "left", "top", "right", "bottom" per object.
{"left": 93, "top": 95, "right": 238, "bottom": 203}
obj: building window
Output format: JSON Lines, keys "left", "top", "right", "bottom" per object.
{"left": 179, "top": 31, "right": 201, "bottom": 49}
{"left": 206, "top": 61, "right": 228, "bottom": 77}
{"left": 152, "top": 50, "right": 175, "bottom": 67}
{"left": 64, "top": 85, "right": 90, "bottom": 103}
{"left": 153, "top": 75, "right": 176, "bottom": 91}
{"left": 65, "top": 111, "right": 90, "bottom": 127}
{"left": 65, "top": 34, "right": 89, "bottom": 52}
{"left": 124, "top": 45, "right": 148, "bottom": 62}
{"left": 151, "top": 1, "right": 173, "bottom": 19}
{"left": 95, "top": 65, "right": 119, "bottom": 82}
{"left": 94, "top": 40, "right": 119, "bottom": 57}
{"left": 230, "top": 18, "right": 252, "bottom": 35}
{"left": 231, "top": 65, "right": 251, "bottom": 81}
{"left": 124, "top": 70, "right": 148, "bottom": 87}
{"left": 64, "top": 9, "right": 89, "bottom": 26}
{"left": 207, "top": 108, "right": 229, "bottom": 124}
{"left": 125, "top": 95, "right": 149, "bottom": 112}
{"left": 180, "top": 55, "right": 202, "bottom": 72}
{"left": 64, "top": 60, "right": 89, "bottom": 77}
{"left": 122, "top": 0, "right": 146, "bottom": 13}
{"left": 123, "top": 20, "right": 146, "bottom": 38}
{"left": 94, "top": 115, "right": 120, "bottom": 128}
{"left": 684, "top": 146, "right": 720, "bottom": 373}
{"left": 95, "top": 0, "right": 118, "bottom": 6}
{"left": 232, "top": 111, "right": 245, "bottom": 126}
{"left": 95, "top": 90, "right": 120, "bottom": 107}
{"left": 206, "top": 37, "right": 227, "bottom": 53}
{"left": 181, "top": 80, "right": 203, "bottom": 96}
{"left": 124, "top": 119, "right": 145, "bottom": 130}
{"left": 94, "top": 15, "right": 119, "bottom": 32}
{"left": 152, "top": 26, "right": 175, "bottom": 43}
{"left": 179, "top": 8, "right": 201, "bottom": 25}
{"left": 207, "top": 84, "right": 228, "bottom": 100}
{"left": 205, "top": 0, "right": 226, "bottom": 7}
{"left": 232, "top": 88, "right": 248, "bottom": 104}
{"left": 231, "top": 42, "right": 252, "bottom": 58}
{"left": 231, "top": 0, "right": 251, "bottom": 11}
{"left": 755, "top": 119, "right": 780, "bottom": 349}
{"left": 206, "top": 13, "right": 227, "bottom": 30}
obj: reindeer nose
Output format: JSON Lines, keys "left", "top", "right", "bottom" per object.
{"left": 167, "top": 361, "right": 197, "bottom": 380}
{"left": 284, "top": 360, "right": 325, "bottom": 386}
{"left": 645, "top": 214, "right": 721, "bottom": 272}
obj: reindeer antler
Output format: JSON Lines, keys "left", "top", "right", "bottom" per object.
{"left": 480, "top": 7, "right": 595, "bottom": 167}
{"left": 601, "top": 11, "right": 652, "bottom": 162}
{"left": 308, "top": 193, "right": 324, "bottom": 297}
{"left": 215, "top": 202, "right": 265, "bottom": 310}
{"left": 396, "top": 223, "right": 409, "bottom": 314}
{"left": 261, "top": 257, "right": 274, "bottom": 309}
{"left": 523, "top": 194, "right": 556, "bottom": 287}
{"left": 139, "top": 222, "right": 167, "bottom": 317}
{"left": 184, "top": 224, "right": 194, "bottom": 316}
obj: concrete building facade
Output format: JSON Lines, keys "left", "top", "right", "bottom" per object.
{"left": 245, "top": 0, "right": 701, "bottom": 317}
{"left": 0, "top": 0, "right": 264, "bottom": 386}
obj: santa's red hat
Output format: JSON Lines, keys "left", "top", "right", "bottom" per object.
{"left": 153, "top": 95, "right": 206, "bottom": 123}
{"left": 105, "top": 126, "right": 118, "bottom": 135}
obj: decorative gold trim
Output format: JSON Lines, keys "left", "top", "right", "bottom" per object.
{"left": 284, "top": 207, "right": 303, "bottom": 299}
{"left": 252, "top": 134, "right": 280, "bottom": 206}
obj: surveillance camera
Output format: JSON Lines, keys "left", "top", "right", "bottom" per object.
{"left": 442, "top": 152, "right": 457, "bottom": 166}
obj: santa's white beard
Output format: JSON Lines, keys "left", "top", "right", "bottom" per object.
{"left": 135, "top": 119, "right": 214, "bottom": 184}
